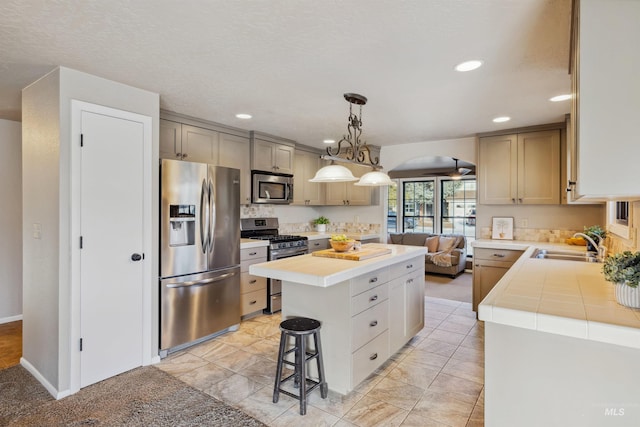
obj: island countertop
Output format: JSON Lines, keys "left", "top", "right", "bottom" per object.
{"left": 473, "top": 239, "right": 640, "bottom": 349}
{"left": 249, "top": 243, "right": 426, "bottom": 287}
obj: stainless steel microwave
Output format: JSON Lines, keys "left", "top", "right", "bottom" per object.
{"left": 251, "top": 171, "right": 293, "bottom": 204}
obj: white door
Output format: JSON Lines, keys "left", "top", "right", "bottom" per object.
{"left": 79, "top": 110, "right": 145, "bottom": 387}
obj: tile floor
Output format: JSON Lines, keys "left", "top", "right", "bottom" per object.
{"left": 157, "top": 297, "right": 485, "bottom": 427}
{"left": 0, "top": 320, "right": 22, "bottom": 369}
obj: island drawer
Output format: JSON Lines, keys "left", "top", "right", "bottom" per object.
{"left": 240, "top": 247, "right": 268, "bottom": 262}
{"left": 241, "top": 289, "right": 267, "bottom": 315}
{"left": 352, "top": 329, "right": 389, "bottom": 386}
{"left": 351, "top": 267, "right": 390, "bottom": 296}
{"left": 241, "top": 257, "right": 266, "bottom": 273}
{"left": 309, "top": 238, "right": 330, "bottom": 252}
{"left": 351, "top": 299, "right": 389, "bottom": 351}
{"left": 389, "top": 256, "right": 423, "bottom": 278}
{"left": 351, "top": 283, "right": 388, "bottom": 316}
{"left": 240, "top": 272, "right": 267, "bottom": 293}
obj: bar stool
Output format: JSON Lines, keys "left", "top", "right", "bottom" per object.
{"left": 273, "top": 317, "right": 328, "bottom": 415}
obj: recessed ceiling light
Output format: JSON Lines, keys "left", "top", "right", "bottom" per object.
{"left": 323, "top": 139, "right": 335, "bottom": 144}
{"left": 493, "top": 116, "right": 511, "bottom": 123}
{"left": 235, "top": 113, "right": 252, "bottom": 119}
{"left": 549, "top": 94, "right": 572, "bottom": 102}
{"left": 455, "top": 60, "right": 483, "bottom": 72}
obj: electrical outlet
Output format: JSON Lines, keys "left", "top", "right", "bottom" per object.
{"left": 521, "top": 219, "right": 528, "bottom": 228}
{"left": 33, "top": 223, "right": 42, "bottom": 239}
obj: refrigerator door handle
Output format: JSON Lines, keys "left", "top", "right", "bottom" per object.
{"left": 208, "top": 178, "right": 215, "bottom": 252}
{"left": 165, "top": 271, "right": 237, "bottom": 288}
{"left": 200, "top": 178, "right": 209, "bottom": 253}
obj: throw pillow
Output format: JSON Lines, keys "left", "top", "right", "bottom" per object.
{"left": 425, "top": 236, "right": 439, "bottom": 253}
{"left": 437, "top": 236, "right": 457, "bottom": 252}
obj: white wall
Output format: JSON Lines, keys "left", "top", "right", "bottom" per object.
{"left": 0, "top": 119, "right": 22, "bottom": 323}
{"left": 22, "top": 67, "right": 159, "bottom": 395}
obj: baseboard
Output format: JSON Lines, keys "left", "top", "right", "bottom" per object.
{"left": 0, "top": 314, "right": 23, "bottom": 324}
{"left": 20, "top": 357, "right": 71, "bottom": 400}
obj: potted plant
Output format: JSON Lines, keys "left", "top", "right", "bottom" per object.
{"left": 602, "top": 251, "right": 640, "bottom": 308}
{"left": 313, "top": 216, "right": 330, "bottom": 233}
{"left": 583, "top": 225, "right": 607, "bottom": 252}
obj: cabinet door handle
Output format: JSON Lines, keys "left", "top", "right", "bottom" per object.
{"left": 406, "top": 264, "right": 413, "bottom": 269}
{"left": 369, "top": 277, "right": 378, "bottom": 283}
{"left": 249, "top": 252, "right": 257, "bottom": 256}
{"left": 182, "top": 153, "right": 187, "bottom": 159}
{"left": 407, "top": 279, "right": 413, "bottom": 283}
{"left": 369, "top": 320, "right": 378, "bottom": 327}
{"left": 314, "top": 242, "right": 320, "bottom": 246}
{"left": 369, "top": 353, "right": 378, "bottom": 361}
{"left": 369, "top": 295, "right": 378, "bottom": 302}
{"left": 518, "top": 198, "right": 523, "bottom": 203}
{"left": 249, "top": 279, "right": 257, "bottom": 284}
{"left": 492, "top": 254, "right": 505, "bottom": 258}
{"left": 249, "top": 300, "right": 257, "bottom": 305}
{"left": 511, "top": 198, "right": 516, "bottom": 203}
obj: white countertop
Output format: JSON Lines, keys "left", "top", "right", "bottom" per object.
{"left": 249, "top": 243, "right": 426, "bottom": 288}
{"left": 240, "top": 238, "right": 269, "bottom": 249}
{"left": 474, "top": 239, "right": 640, "bottom": 349}
{"left": 297, "top": 231, "right": 382, "bottom": 241}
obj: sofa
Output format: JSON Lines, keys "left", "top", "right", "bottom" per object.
{"left": 388, "top": 232, "right": 467, "bottom": 277}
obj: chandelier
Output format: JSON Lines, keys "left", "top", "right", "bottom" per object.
{"left": 309, "top": 93, "right": 394, "bottom": 186}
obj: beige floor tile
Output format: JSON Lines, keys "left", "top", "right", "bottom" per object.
{"left": 428, "top": 329, "right": 467, "bottom": 345}
{"left": 214, "top": 348, "right": 266, "bottom": 373}
{"left": 366, "top": 377, "right": 425, "bottom": 411}
{"left": 239, "top": 357, "right": 278, "bottom": 386}
{"left": 156, "top": 351, "right": 208, "bottom": 376}
{"left": 467, "top": 403, "right": 484, "bottom": 426}
{"left": 333, "top": 420, "right": 358, "bottom": 427}
{"left": 424, "top": 317, "right": 445, "bottom": 329}
{"left": 446, "top": 314, "right": 478, "bottom": 328}
{"left": 216, "top": 329, "right": 264, "bottom": 347}
{"left": 401, "top": 412, "right": 451, "bottom": 426}
{"left": 409, "top": 389, "right": 474, "bottom": 427}
{"left": 203, "top": 372, "right": 264, "bottom": 404}
{"left": 427, "top": 373, "right": 483, "bottom": 404}
{"left": 235, "top": 385, "right": 297, "bottom": 424}
{"left": 424, "top": 309, "right": 450, "bottom": 321}
{"left": 343, "top": 395, "right": 409, "bottom": 427}
{"left": 243, "top": 338, "right": 281, "bottom": 361}
{"left": 436, "top": 320, "right": 475, "bottom": 335}
{"left": 188, "top": 339, "right": 237, "bottom": 360}
{"left": 269, "top": 404, "right": 340, "bottom": 427}
{"left": 459, "top": 334, "right": 484, "bottom": 351}
{"left": 450, "top": 345, "right": 484, "bottom": 364}
{"left": 414, "top": 337, "right": 458, "bottom": 358}
{"left": 441, "top": 358, "right": 484, "bottom": 384}
{"left": 176, "top": 362, "right": 235, "bottom": 390}
{"left": 307, "top": 389, "right": 364, "bottom": 418}
{"left": 352, "top": 373, "right": 384, "bottom": 395}
{"left": 401, "top": 348, "right": 450, "bottom": 369}
{"left": 387, "top": 360, "right": 440, "bottom": 390}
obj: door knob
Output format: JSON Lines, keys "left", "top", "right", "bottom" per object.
{"left": 131, "top": 253, "right": 142, "bottom": 261}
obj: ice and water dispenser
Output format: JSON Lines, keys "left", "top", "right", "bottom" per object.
{"left": 169, "top": 205, "right": 195, "bottom": 246}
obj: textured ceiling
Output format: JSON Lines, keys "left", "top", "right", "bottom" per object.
{"left": 0, "top": 0, "right": 572, "bottom": 166}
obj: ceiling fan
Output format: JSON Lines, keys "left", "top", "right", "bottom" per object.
{"left": 449, "top": 158, "right": 472, "bottom": 179}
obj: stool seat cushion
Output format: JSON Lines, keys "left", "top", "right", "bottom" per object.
{"left": 280, "top": 317, "right": 321, "bottom": 333}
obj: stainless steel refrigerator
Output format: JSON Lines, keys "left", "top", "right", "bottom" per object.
{"left": 160, "top": 159, "right": 240, "bottom": 353}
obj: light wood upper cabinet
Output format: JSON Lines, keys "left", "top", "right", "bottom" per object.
{"left": 180, "top": 124, "right": 219, "bottom": 164}
{"left": 568, "top": 0, "right": 640, "bottom": 200}
{"left": 219, "top": 133, "right": 251, "bottom": 204}
{"left": 293, "top": 150, "right": 324, "bottom": 205}
{"left": 324, "top": 163, "right": 372, "bottom": 206}
{"left": 159, "top": 119, "right": 183, "bottom": 160}
{"left": 478, "top": 129, "right": 560, "bottom": 205}
{"left": 250, "top": 133, "right": 295, "bottom": 175}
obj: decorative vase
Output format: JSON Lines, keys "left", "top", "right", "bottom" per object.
{"left": 614, "top": 282, "right": 640, "bottom": 308}
{"left": 317, "top": 224, "right": 326, "bottom": 234}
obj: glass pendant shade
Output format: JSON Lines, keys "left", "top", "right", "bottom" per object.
{"left": 354, "top": 170, "right": 394, "bottom": 186}
{"left": 309, "top": 164, "right": 358, "bottom": 182}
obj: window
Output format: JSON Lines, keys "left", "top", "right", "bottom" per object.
{"left": 616, "top": 201, "right": 629, "bottom": 226}
{"left": 403, "top": 180, "right": 435, "bottom": 233}
{"left": 387, "top": 184, "right": 398, "bottom": 232}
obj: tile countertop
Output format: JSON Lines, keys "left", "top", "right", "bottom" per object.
{"left": 249, "top": 243, "right": 426, "bottom": 288}
{"left": 473, "top": 239, "right": 640, "bottom": 350}
{"left": 297, "top": 231, "right": 382, "bottom": 241}
{"left": 240, "top": 238, "right": 269, "bottom": 249}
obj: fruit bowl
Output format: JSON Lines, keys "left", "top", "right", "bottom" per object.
{"left": 330, "top": 239, "right": 355, "bottom": 252}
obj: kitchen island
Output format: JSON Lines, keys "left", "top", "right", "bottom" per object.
{"left": 474, "top": 240, "right": 640, "bottom": 426}
{"left": 250, "top": 243, "right": 426, "bottom": 394}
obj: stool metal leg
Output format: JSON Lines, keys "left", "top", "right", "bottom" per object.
{"left": 298, "top": 333, "right": 307, "bottom": 415}
{"left": 313, "top": 331, "right": 328, "bottom": 398}
{"left": 273, "top": 331, "right": 287, "bottom": 403}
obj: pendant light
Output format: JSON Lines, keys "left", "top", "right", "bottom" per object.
{"left": 310, "top": 93, "right": 393, "bottom": 186}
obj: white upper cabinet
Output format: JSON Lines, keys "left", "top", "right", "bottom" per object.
{"left": 293, "top": 150, "right": 324, "bottom": 205}
{"left": 250, "top": 132, "right": 295, "bottom": 175}
{"left": 569, "top": 0, "right": 640, "bottom": 200}
{"left": 324, "top": 163, "right": 372, "bottom": 206}
{"left": 180, "top": 124, "right": 219, "bottom": 164}
{"left": 479, "top": 129, "right": 560, "bottom": 205}
{"left": 218, "top": 133, "right": 251, "bottom": 204}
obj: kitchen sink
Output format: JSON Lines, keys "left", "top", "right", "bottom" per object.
{"left": 531, "top": 249, "right": 599, "bottom": 263}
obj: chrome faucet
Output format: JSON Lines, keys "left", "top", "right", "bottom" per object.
{"left": 573, "top": 232, "right": 607, "bottom": 261}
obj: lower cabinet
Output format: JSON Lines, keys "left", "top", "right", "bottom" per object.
{"left": 472, "top": 248, "right": 524, "bottom": 312}
{"left": 389, "top": 258, "right": 425, "bottom": 354}
{"left": 240, "top": 246, "right": 267, "bottom": 316}
{"left": 308, "top": 238, "right": 330, "bottom": 253}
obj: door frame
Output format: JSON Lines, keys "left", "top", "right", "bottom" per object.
{"left": 69, "top": 100, "right": 153, "bottom": 394}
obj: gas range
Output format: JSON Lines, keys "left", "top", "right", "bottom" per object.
{"left": 248, "top": 234, "right": 309, "bottom": 251}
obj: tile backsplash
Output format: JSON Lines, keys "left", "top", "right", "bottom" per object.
{"left": 479, "top": 227, "right": 582, "bottom": 243}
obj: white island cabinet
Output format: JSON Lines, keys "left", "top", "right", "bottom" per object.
{"left": 249, "top": 243, "right": 426, "bottom": 395}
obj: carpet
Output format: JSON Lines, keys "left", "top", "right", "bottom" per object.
{"left": 0, "top": 364, "right": 266, "bottom": 426}
{"left": 424, "top": 272, "right": 473, "bottom": 303}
